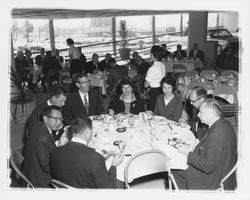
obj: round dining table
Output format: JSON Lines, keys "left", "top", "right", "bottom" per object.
{"left": 85, "top": 113, "right": 197, "bottom": 182}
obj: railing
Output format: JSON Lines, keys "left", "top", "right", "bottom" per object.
{"left": 17, "top": 31, "right": 187, "bottom": 62}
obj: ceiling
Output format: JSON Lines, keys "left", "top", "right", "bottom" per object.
{"left": 11, "top": 8, "right": 228, "bottom": 19}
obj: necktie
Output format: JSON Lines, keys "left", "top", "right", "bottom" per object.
{"left": 84, "top": 94, "right": 88, "bottom": 114}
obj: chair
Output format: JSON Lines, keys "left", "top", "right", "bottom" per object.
{"left": 213, "top": 85, "right": 238, "bottom": 104}
{"left": 124, "top": 149, "right": 178, "bottom": 190}
{"left": 50, "top": 179, "right": 76, "bottom": 189}
{"left": 173, "top": 64, "right": 187, "bottom": 73}
{"left": 10, "top": 150, "right": 34, "bottom": 188}
{"left": 220, "top": 70, "right": 238, "bottom": 79}
{"left": 220, "top": 103, "right": 238, "bottom": 126}
{"left": 200, "top": 69, "right": 219, "bottom": 77}
{"left": 217, "top": 161, "right": 238, "bottom": 191}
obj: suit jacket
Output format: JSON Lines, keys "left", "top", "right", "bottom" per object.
{"left": 188, "top": 49, "right": 205, "bottom": 64}
{"left": 22, "top": 122, "right": 56, "bottom": 188}
{"left": 110, "top": 94, "right": 145, "bottom": 114}
{"left": 63, "top": 89, "right": 104, "bottom": 125}
{"left": 154, "top": 94, "right": 183, "bottom": 122}
{"left": 99, "top": 59, "right": 110, "bottom": 72}
{"left": 25, "top": 101, "right": 49, "bottom": 138}
{"left": 136, "top": 61, "right": 150, "bottom": 77}
{"left": 106, "top": 65, "right": 128, "bottom": 93}
{"left": 85, "top": 60, "right": 100, "bottom": 74}
{"left": 50, "top": 141, "right": 117, "bottom": 188}
{"left": 186, "top": 118, "right": 237, "bottom": 190}
{"left": 35, "top": 54, "right": 46, "bottom": 66}
{"left": 173, "top": 50, "right": 187, "bottom": 61}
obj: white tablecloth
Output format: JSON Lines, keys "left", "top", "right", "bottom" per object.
{"left": 163, "top": 60, "right": 203, "bottom": 73}
{"left": 88, "top": 114, "right": 196, "bottom": 182}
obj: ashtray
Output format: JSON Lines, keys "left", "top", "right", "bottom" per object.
{"left": 116, "top": 127, "right": 127, "bottom": 132}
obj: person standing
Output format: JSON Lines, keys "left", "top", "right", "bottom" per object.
{"left": 144, "top": 45, "right": 166, "bottom": 111}
{"left": 22, "top": 106, "right": 63, "bottom": 188}
{"left": 50, "top": 116, "right": 123, "bottom": 188}
{"left": 66, "top": 38, "right": 81, "bottom": 79}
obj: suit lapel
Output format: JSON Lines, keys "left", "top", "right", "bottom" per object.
{"left": 76, "top": 91, "right": 88, "bottom": 116}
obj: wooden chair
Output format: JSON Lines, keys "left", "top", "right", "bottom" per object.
{"left": 213, "top": 85, "right": 238, "bottom": 104}
{"left": 124, "top": 149, "right": 178, "bottom": 190}
{"left": 10, "top": 150, "right": 34, "bottom": 188}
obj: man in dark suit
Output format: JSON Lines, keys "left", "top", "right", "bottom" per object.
{"left": 63, "top": 73, "right": 104, "bottom": 125}
{"left": 99, "top": 53, "right": 112, "bottom": 72}
{"left": 135, "top": 55, "right": 150, "bottom": 77}
{"left": 25, "top": 87, "right": 67, "bottom": 140}
{"left": 85, "top": 53, "right": 100, "bottom": 74}
{"left": 106, "top": 58, "right": 128, "bottom": 94}
{"left": 50, "top": 116, "right": 123, "bottom": 188}
{"left": 188, "top": 43, "right": 205, "bottom": 64}
{"left": 22, "top": 106, "right": 63, "bottom": 188}
{"left": 161, "top": 43, "right": 172, "bottom": 60}
{"left": 173, "top": 44, "right": 187, "bottom": 61}
{"left": 173, "top": 99, "right": 237, "bottom": 190}
{"left": 35, "top": 47, "right": 46, "bottom": 67}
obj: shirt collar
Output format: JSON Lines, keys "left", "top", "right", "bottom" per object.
{"left": 71, "top": 137, "right": 87, "bottom": 146}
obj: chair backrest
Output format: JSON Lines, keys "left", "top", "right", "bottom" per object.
{"left": 220, "top": 70, "right": 238, "bottom": 79}
{"left": 218, "top": 160, "right": 238, "bottom": 191}
{"left": 10, "top": 150, "right": 35, "bottom": 188}
{"left": 173, "top": 64, "right": 187, "bottom": 73}
{"left": 50, "top": 179, "right": 76, "bottom": 189}
{"left": 124, "top": 149, "right": 178, "bottom": 190}
{"left": 213, "top": 85, "right": 238, "bottom": 104}
{"left": 200, "top": 69, "right": 219, "bottom": 77}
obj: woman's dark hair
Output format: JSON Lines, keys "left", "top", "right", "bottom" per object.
{"left": 160, "top": 76, "right": 176, "bottom": 91}
{"left": 66, "top": 38, "right": 74, "bottom": 45}
{"left": 150, "top": 45, "right": 164, "bottom": 61}
{"left": 119, "top": 77, "right": 135, "bottom": 94}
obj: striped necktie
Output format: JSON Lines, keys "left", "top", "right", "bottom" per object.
{"left": 84, "top": 94, "right": 88, "bottom": 114}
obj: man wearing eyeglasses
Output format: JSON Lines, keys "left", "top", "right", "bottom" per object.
{"left": 187, "top": 86, "right": 208, "bottom": 140}
{"left": 25, "top": 87, "right": 67, "bottom": 141}
{"left": 63, "top": 73, "right": 104, "bottom": 125}
{"left": 22, "top": 106, "right": 63, "bottom": 188}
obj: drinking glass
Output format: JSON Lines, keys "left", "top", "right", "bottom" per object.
{"left": 128, "top": 114, "right": 135, "bottom": 127}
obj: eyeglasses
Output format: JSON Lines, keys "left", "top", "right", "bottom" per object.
{"left": 46, "top": 115, "right": 63, "bottom": 122}
{"left": 77, "top": 80, "right": 90, "bottom": 84}
{"left": 190, "top": 96, "right": 205, "bottom": 104}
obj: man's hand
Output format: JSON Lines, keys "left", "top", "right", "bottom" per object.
{"left": 111, "top": 153, "right": 124, "bottom": 167}
{"left": 177, "top": 144, "right": 191, "bottom": 156}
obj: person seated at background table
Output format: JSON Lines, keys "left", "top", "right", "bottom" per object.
{"left": 173, "top": 44, "right": 187, "bottom": 61}
{"left": 53, "top": 48, "right": 64, "bottom": 63}
{"left": 99, "top": 53, "right": 112, "bottom": 72}
{"left": 25, "top": 87, "right": 67, "bottom": 141}
{"left": 50, "top": 116, "right": 123, "bottom": 188}
{"left": 173, "top": 99, "right": 237, "bottom": 190}
{"left": 188, "top": 43, "right": 205, "bottom": 64}
{"left": 14, "top": 50, "right": 28, "bottom": 79}
{"left": 161, "top": 43, "right": 172, "bottom": 60}
{"left": 135, "top": 55, "right": 150, "bottom": 78}
{"left": 63, "top": 73, "right": 104, "bottom": 125}
{"left": 85, "top": 53, "right": 100, "bottom": 74}
{"left": 216, "top": 46, "right": 239, "bottom": 72}
{"left": 24, "top": 49, "right": 34, "bottom": 68}
{"left": 106, "top": 58, "right": 128, "bottom": 94}
{"left": 129, "top": 51, "right": 139, "bottom": 66}
{"left": 154, "top": 77, "right": 183, "bottom": 122}
{"left": 22, "top": 106, "right": 63, "bottom": 188}
{"left": 66, "top": 38, "right": 82, "bottom": 79}
{"left": 40, "top": 50, "right": 62, "bottom": 91}
{"left": 109, "top": 77, "right": 145, "bottom": 115}
{"left": 144, "top": 45, "right": 166, "bottom": 112}
{"left": 35, "top": 47, "right": 46, "bottom": 67}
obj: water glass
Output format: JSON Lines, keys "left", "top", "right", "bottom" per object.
{"left": 128, "top": 114, "right": 135, "bottom": 127}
